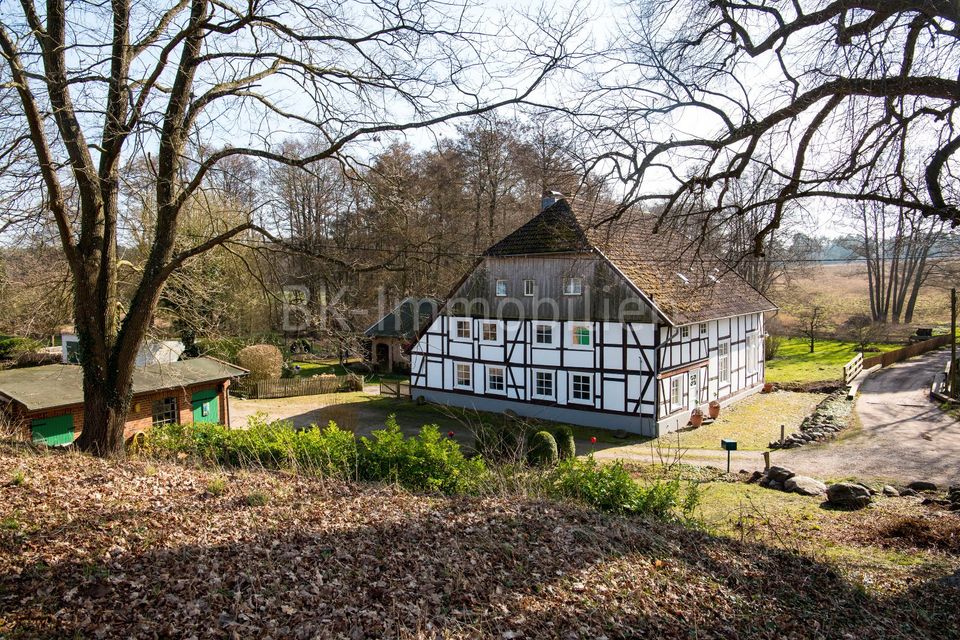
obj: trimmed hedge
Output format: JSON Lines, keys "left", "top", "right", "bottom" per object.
{"left": 527, "top": 431, "right": 558, "bottom": 467}
{"left": 554, "top": 425, "right": 576, "bottom": 460}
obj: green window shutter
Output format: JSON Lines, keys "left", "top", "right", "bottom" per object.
{"left": 31, "top": 414, "right": 75, "bottom": 446}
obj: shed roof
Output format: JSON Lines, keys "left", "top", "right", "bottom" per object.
{"left": 365, "top": 297, "right": 439, "bottom": 339}
{"left": 0, "top": 357, "right": 247, "bottom": 412}
{"left": 485, "top": 199, "right": 777, "bottom": 325}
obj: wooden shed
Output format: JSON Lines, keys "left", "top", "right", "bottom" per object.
{"left": 365, "top": 298, "right": 439, "bottom": 373}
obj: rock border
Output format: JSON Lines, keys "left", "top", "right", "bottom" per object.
{"left": 768, "top": 389, "right": 853, "bottom": 450}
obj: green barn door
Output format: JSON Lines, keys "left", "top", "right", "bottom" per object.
{"left": 31, "top": 414, "right": 75, "bottom": 446}
{"left": 191, "top": 389, "right": 220, "bottom": 424}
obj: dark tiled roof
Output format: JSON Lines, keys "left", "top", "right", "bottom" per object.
{"left": 484, "top": 200, "right": 777, "bottom": 325}
{"left": 0, "top": 357, "right": 247, "bottom": 412}
{"left": 365, "top": 297, "right": 440, "bottom": 339}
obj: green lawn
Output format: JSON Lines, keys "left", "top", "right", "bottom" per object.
{"left": 654, "top": 390, "right": 825, "bottom": 451}
{"left": 766, "top": 338, "right": 901, "bottom": 385}
{"left": 289, "top": 359, "right": 408, "bottom": 385}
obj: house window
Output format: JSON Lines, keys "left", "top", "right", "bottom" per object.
{"left": 747, "top": 333, "right": 759, "bottom": 375}
{"left": 699, "top": 323, "right": 708, "bottom": 334}
{"left": 669, "top": 376, "right": 682, "bottom": 410}
{"left": 523, "top": 279, "right": 535, "bottom": 296}
{"left": 718, "top": 341, "right": 731, "bottom": 384}
{"left": 572, "top": 374, "right": 592, "bottom": 402}
{"left": 535, "top": 324, "right": 553, "bottom": 345}
{"left": 151, "top": 397, "right": 178, "bottom": 427}
{"left": 456, "top": 363, "right": 472, "bottom": 387}
{"left": 573, "top": 325, "right": 591, "bottom": 346}
{"left": 456, "top": 319, "right": 471, "bottom": 339}
{"left": 487, "top": 366, "right": 505, "bottom": 391}
{"left": 495, "top": 279, "right": 508, "bottom": 297}
{"left": 534, "top": 370, "right": 554, "bottom": 398}
{"left": 680, "top": 326, "right": 690, "bottom": 339}
{"left": 482, "top": 322, "right": 498, "bottom": 341}
{"left": 562, "top": 277, "right": 582, "bottom": 296}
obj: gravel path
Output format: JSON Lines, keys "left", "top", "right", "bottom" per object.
{"left": 774, "top": 349, "right": 958, "bottom": 486}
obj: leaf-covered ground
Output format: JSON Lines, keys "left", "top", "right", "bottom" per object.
{"left": 1, "top": 443, "right": 958, "bottom": 639}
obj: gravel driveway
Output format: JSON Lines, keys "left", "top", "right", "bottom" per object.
{"left": 775, "top": 349, "right": 958, "bottom": 486}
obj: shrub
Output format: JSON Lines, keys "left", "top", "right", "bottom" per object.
{"left": 554, "top": 425, "right": 576, "bottom": 460}
{"left": 527, "top": 431, "right": 558, "bottom": 467}
{"left": 195, "top": 337, "right": 248, "bottom": 363}
{"left": 236, "top": 344, "right": 284, "bottom": 381}
{"left": 0, "top": 335, "right": 42, "bottom": 360}
{"left": 359, "top": 416, "right": 488, "bottom": 494}
{"left": 206, "top": 476, "right": 227, "bottom": 496}
{"left": 547, "top": 456, "right": 699, "bottom": 519}
{"left": 474, "top": 424, "right": 523, "bottom": 463}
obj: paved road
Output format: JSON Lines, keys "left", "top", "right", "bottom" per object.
{"left": 776, "top": 349, "right": 958, "bottom": 486}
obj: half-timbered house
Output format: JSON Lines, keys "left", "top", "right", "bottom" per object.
{"left": 409, "top": 194, "right": 777, "bottom": 436}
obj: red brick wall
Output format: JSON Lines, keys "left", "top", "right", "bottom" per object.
{"left": 7, "top": 381, "right": 229, "bottom": 444}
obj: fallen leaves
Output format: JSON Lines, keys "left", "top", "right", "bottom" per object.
{"left": 0, "top": 443, "right": 957, "bottom": 639}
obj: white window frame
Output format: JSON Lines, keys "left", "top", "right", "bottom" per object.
{"left": 571, "top": 373, "right": 592, "bottom": 403}
{"left": 680, "top": 325, "right": 690, "bottom": 339}
{"left": 562, "top": 277, "right": 583, "bottom": 296}
{"left": 534, "top": 323, "right": 554, "bottom": 346}
{"left": 747, "top": 333, "right": 759, "bottom": 375}
{"left": 523, "top": 279, "right": 535, "bottom": 297}
{"left": 151, "top": 397, "right": 178, "bottom": 427}
{"left": 455, "top": 363, "right": 472, "bottom": 388}
{"left": 698, "top": 323, "right": 708, "bottom": 334}
{"left": 495, "top": 279, "right": 508, "bottom": 297}
{"left": 455, "top": 319, "right": 471, "bottom": 339}
{"left": 572, "top": 324, "right": 591, "bottom": 347}
{"left": 669, "top": 376, "right": 682, "bottom": 411}
{"left": 718, "top": 340, "right": 731, "bottom": 384}
{"left": 487, "top": 366, "right": 505, "bottom": 392}
{"left": 532, "top": 370, "right": 555, "bottom": 399}
{"left": 481, "top": 321, "right": 498, "bottom": 342}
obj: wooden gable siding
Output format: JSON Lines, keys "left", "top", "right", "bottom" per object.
{"left": 446, "top": 255, "right": 655, "bottom": 323}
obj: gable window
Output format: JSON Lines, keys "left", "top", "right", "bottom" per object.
{"left": 669, "top": 376, "right": 682, "bottom": 410}
{"left": 535, "top": 324, "right": 553, "bottom": 345}
{"left": 573, "top": 325, "right": 591, "bottom": 346}
{"left": 718, "top": 341, "right": 731, "bottom": 384}
{"left": 482, "top": 322, "right": 498, "bottom": 342}
{"left": 456, "top": 363, "right": 472, "bottom": 388}
{"left": 495, "top": 279, "right": 508, "bottom": 297}
{"left": 533, "top": 370, "right": 554, "bottom": 398}
{"left": 698, "top": 323, "right": 708, "bottom": 334}
{"left": 562, "top": 277, "right": 583, "bottom": 296}
{"left": 487, "top": 366, "right": 505, "bottom": 392}
{"left": 456, "top": 319, "right": 471, "bottom": 339}
{"left": 572, "top": 374, "right": 592, "bottom": 402}
{"left": 523, "top": 279, "right": 535, "bottom": 296}
{"left": 151, "top": 397, "right": 178, "bottom": 427}
{"left": 680, "top": 326, "right": 690, "bottom": 339}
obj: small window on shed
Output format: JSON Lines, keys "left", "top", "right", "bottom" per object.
{"left": 563, "top": 277, "right": 582, "bottom": 296}
{"left": 523, "top": 279, "right": 535, "bottom": 296}
{"left": 151, "top": 397, "right": 178, "bottom": 427}
{"left": 495, "top": 279, "right": 508, "bottom": 297}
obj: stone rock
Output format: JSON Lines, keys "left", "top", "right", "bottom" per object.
{"left": 907, "top": 481, "right": 938, "bottom": 492}
{"left": 921, "top": 497, "right": 952, "bottom": 507}
{"left": 826, "top": 482, "right": 872, "bottom": 509}
{"left": 768, "top": 480, "right": 784, "bottom": 492}
{"left": 785, "top": 475, "right": 827, "bottom": 496}
{"left": 747, "top": 470, "right": 763, "bottom": 484}
{"left": 767, "top": 466, "right": 795, "bottom": 483}
{"left": 898, "top": 487, "right": 919, "bottom": 497}
{"left": 882, "top": 485, "right": 899, "bottom": 497}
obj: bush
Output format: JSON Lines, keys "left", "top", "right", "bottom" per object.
{"left": 547, "top": 456, "right": 699, "bottom": 519}
{"left": 237, "top": 344, "right": 283, "bottom": 381}
{"left": 0, "top": 335, "right": 42, "bottom": 360}
{"left": 554, "top": 425, "right": 576, "bottom": 460}
{"left": 527, "top": 431, "right": 558, "bottom": 467}
{"left": 474, "top": 424, "right": 523, "bottom": 463}
{"left": 359, "top": 416, "right": 488, "bottom": 494}
{"left": 194, "top": 337, "right": 248, "bottom": 363}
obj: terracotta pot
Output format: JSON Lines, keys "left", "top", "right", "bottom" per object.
{"left": 689, "top": 412, "right": 704, "bottom": 428}
{"left": 708, "top": 401, "right": 721, "bottom": 419}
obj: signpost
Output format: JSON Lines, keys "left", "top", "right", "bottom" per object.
{"left": 720, "top": 439, "right": 737, "bottom": 474}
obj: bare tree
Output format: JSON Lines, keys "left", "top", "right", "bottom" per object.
{"left": 798, "top": 305, "right": 830, "bottom": 354}
{"left": 588, "top": 0, "right": 960, "bottom": 255}
{"left": 0, "top": 0, "right": 580, "bottom": 455}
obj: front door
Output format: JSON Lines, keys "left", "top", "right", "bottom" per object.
{"left": 688, "top": 371, "right": 700, "bottom": 410}
{"left": 191, "top": 389, "right": 220, "bottom": 424}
